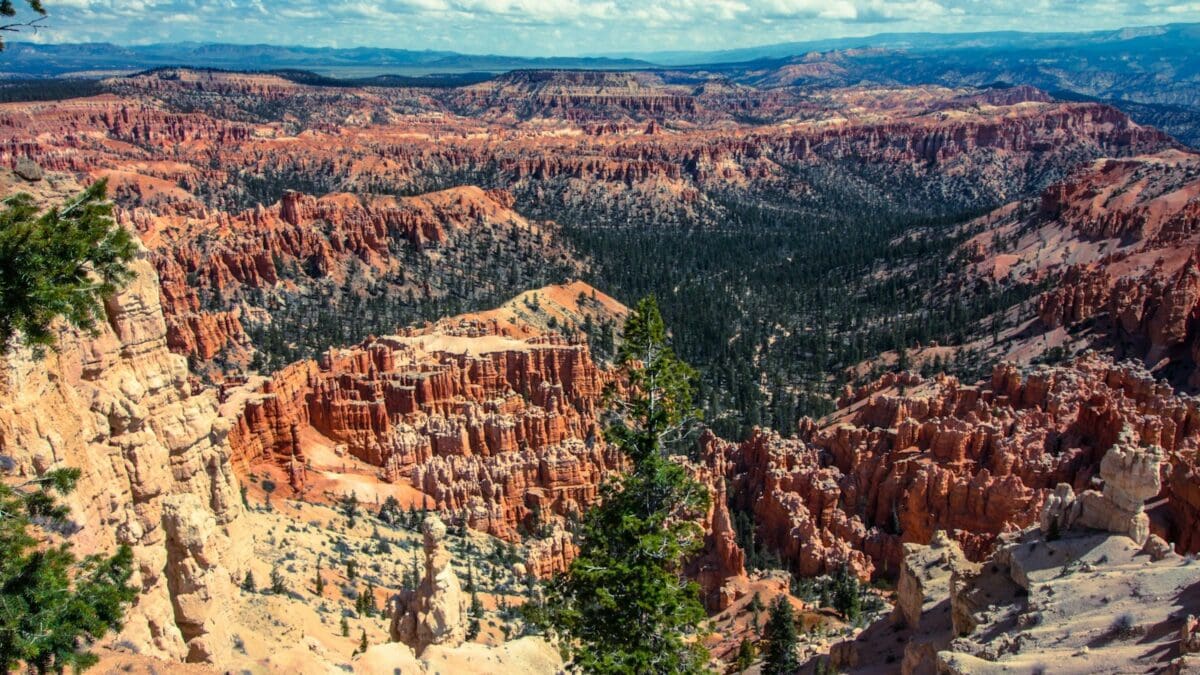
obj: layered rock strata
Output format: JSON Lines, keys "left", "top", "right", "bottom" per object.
{"left": 826, "top": 437, "right": 1198, "bottom": 673}
{"left": 704, "top": 354, "right": 1200, "bottom": 580}
{"left": 968, "top": 150, "right": 1200, "bottom": 383}
{"left": 226, "top": 316, "right": 624, "bottom": 545}
{"left": 0, "top": 242, "right": 248, "bottom": 663}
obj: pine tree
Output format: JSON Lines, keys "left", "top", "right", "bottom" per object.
{"left": 363, "top": 582, "right": 376, "bottom": 617}
{"left": 830, "top": 564, "right": 863, "bottom": 624}
{"left": 270, "top": 565, "right": 285, "bottom": 594}
{"left": 0, "top": 180, "right": 136, "bottom": 355}
{"left": 0, "top": 466, "right": 137, "bottom": 673}
{"left": 357, "top": 629, "right": 368, "bottom": 654}
{"left": 340, "top": 615, "right": 349, "bottom": 637}
{"left": 0, "top": 0, "right": 47, "bottom": 50}
{"left": 544, "top": 296, "right": 710, "bottom": 674}
{"left": 342, "top": 492, "right": 359, "bottom": 527}
{"left": 762, "top": 597, "right": 800, "bottom": 675}
{"left": 378, "top": 496, "right": 401, "bottom": 526}
{"left": 735, "top": 637, "right": 756, "bottom": 672}
{"left": 241, "top": 570, "right": 256, "bottom": 592}
{"left": 466, "top": 591, "right": 482, "bottom": 640}
{"left": 749, "top": 591, "right": 764, "bottom": 633}
{"left": 314, "top": 559, "right": 325, "bottom": 595}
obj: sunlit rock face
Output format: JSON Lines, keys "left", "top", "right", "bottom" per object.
{"left": 702, "top": 355, "right": 1200, "bottom": 579}
{"left": 0, "top": 227, "right": 248, "bottom": 664}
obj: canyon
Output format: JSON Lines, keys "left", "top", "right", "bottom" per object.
{"left": 2, "top": 64, "right": 1200, "bottom": 672}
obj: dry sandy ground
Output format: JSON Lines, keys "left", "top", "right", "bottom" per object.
{"left": 93, "top": 492, "right": 557, "bottom": 673}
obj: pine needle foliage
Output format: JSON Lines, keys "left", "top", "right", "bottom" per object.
{"left": 0, "top": 180, "right": 136, "bottom": 356}
{"left": 0, "top": 465, "right": 137, "bottom": 673}
{"left": 544, "top": 296, "right": 711, "bottom": 674}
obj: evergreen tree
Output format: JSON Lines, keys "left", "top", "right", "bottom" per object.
{"left": 357, "top": 629, "right": 368, "bottom": 654}
{"left": 0, "top": 180, "right": 136, "bottom": 355}
{"left": 735, "top": 637, "right": 756, "bottom": 672}
{"left": 241, "top": 570, "right": 256, "bottom": 592}
{"left": 341, "top": 492, "right": 359, "bottom": 527}
{"left": 830, "top": 564, "right": 863, "bottom": 624}
{"left": 270, "top": 566, "right": 285, "bottom": 595}
{"left": 340, "top": 615, "right": 349, "bottom": 638}
{"left": 762, "top": 597, "right": 800, "bottom": 675}
{"left": 314, "top": 559, "right": 325, "bottom": 595}
{"left": 545, "top": 296, "right": 710, "bottom": 674}
{"left": 466, "top": 591, "right": 482, "bottom": 640}
{"left": 0, "top": 465, "right": 137, "bottom": 673}
{"left": 0, "top": 0, "right": 47, "bottom": 50}
{"left": 749, "top": 591, "right": 764, "bottom": 633}
{"left": 378, "top": 496, "right": 401, "bottom": 526}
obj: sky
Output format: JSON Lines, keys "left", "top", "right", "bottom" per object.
{"left": 10, "top": 0, "right": 1200, "bottom": 56}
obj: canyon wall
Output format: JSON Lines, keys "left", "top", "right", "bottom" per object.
{"left": 966, "top": 150, "right": 1200, "bottom": 383}
{"left": 0, "top": 239, "right": 248, "bottom": 664}
{"left": 225, "top": 311, "right": 625, "bottom": 544}
{"left": 706, "top": 356, "right": 1200, "bottom": 579}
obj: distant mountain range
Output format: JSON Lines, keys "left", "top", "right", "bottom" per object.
{"left": 0, "top": 41, "right": 655, "bottom": 77}
{"left": 2, "top": 23, "right": 1198, "bottom": 145}
{"left": 4, "top": 23, "right": 1196, "bottom": 77}
{"left": 603, "top": 22, "right": 1199, "bottom": 65}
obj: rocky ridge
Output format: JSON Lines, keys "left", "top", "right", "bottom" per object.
{"left": 823, "top": 436, "right": 1200, "bottom": 673}
{"left": 704, "top": 354, "right": 1200, "bottom": 582}
{"left": 223, "top": 285, "right": 627, "bottom": 573}
{"left": 0, "top": 175, "right": 247, "bottom": 665}
{"left": 965, "top": 149, "right": 1200, "bottom": 382}
{"left": 0, "top": 80, "right": 1179, "bottom": 373}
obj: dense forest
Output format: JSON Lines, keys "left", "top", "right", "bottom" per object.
{"left": 541, "top": 165, "right": 1040, "bottom": 439}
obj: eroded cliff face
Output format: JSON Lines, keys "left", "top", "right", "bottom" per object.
{"left": 224, "top": 286, "right": 628, "bottom": 568}
{"left": 704, "top": 355, "right": 1200, "bottom": 580}
{"left": 125, "top": 185, "right": 573, "bottom": 368}
{"left": 0, "top": 243, "right": 248, "bottom": 664}
{"left": 0, "top": 77, "right": 1178, "bottom": 374}
{"left": 964, "top": 150, "right": 1200, "bottom": 384}
{"left": 824, "top": 438, "right": 1198, "bottom": 674}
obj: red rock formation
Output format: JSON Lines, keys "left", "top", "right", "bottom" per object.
{"left": 226, "top": 315, "right": 624, "bottom": 544}
{"left": 0, "top": 76, "right": 1176, "bottom": 374}
{"left": 685, "top": 470, "right": 749, "bottom": 611}
{"left": 223, "top": 360, "right": 318, "bottom": 490}
{"left": 706, "top": 355, "right": 1200, "bottom": 580}
{"left": 973, "top": 151, "right": 1200, "bottom": 382}
{"left": 125, "top": 184, "right": 554, "bottom": 364}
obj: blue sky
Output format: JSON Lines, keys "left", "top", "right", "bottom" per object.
{"left": 13, "top": 0, "right": 1200, "bottom": 56}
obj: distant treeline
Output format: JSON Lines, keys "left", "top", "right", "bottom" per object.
{"left": 268, "top": 68, "right": 494, "bottom": 88}
{"left": 0, "top": 78, "right": 105, "bottom": 102}
{"left": 124, "top": 65, "right": 494, "bottom": 89}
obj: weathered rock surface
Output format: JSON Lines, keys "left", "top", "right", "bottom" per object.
{"left": 704, "top": 355, "right": 1200, "bottom": 582}
{"left": 0, "top": 236, "right": 247, "bottom": 663}
{"left": 824, "top": 530, "right": 979, "bottom": 673}
{"left": 224, "top": 287, "right": 627, "bottom": 554}
{"left": 0, "top": 77, "right": 1176, "bottom": 373}
{"left": 968, "top": 150, "right": 1200, "bottom": 383}
{"left": 685, "top": 471, "right": 749, "bottom": 611}
{"left": 1040, "top": 426, "right": 1164, "bottom": 546}
{"left": 818, "top": 426, "right": 1200, "bottom": 673}
{"left": 390, "top": 516, "right": 469, "bottom": 653}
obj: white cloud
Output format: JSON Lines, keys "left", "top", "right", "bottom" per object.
{"left": 17, "top": 0, "right": 1200, "bottom": 55}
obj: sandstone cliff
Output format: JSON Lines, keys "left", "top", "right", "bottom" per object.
{"left": 0, "top": 217, "right": 247, "bottom": 663}
{"left": 705, "top": 355, "right": 1200, "bottom": 581}
{"left": 223, "top": 286, "right": 628, "bottom": 576}
{"left": 822, "top": 437, "right": 1200, "bottom": 674}
{"left": 966, "top": 150, "right": 1200, "bottom": 384}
